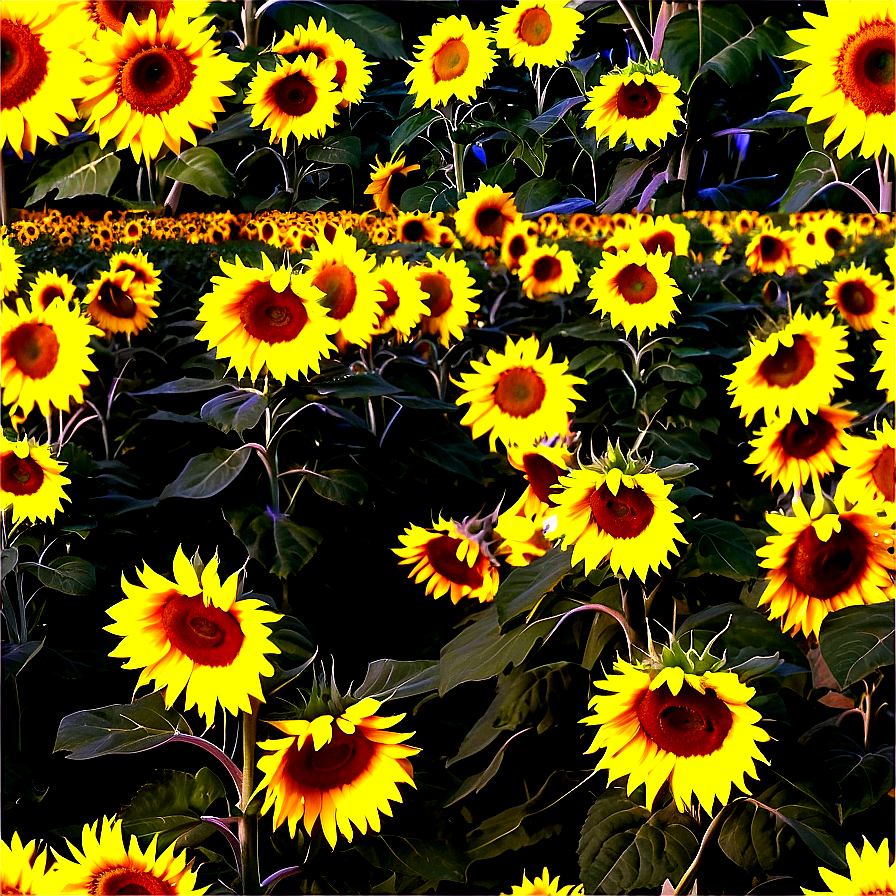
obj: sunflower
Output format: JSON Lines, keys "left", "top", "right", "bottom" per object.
{"left": 2, "top": 237, "right": 24, "bottom": 298}
{"left": 756, "top": 493, "right": 895, "bottom": 639}
{"left": 493, "top": 0, "right": 585, "bottom": 69}
{"left": 78, "top": 9, "right": 244, "bottom": 163}
{"left": 303, "top": 227, "right": 384, "bottom": 349}
{"left": 552, "top": 462, "right": 687, "bottom": 579}
{"left": 81, "top": 0, "right": 211, "bottom": 35}
{"left": 500, "top": 219, "right": 539, "bottom": 272}
{"left": 394, "top": 514, "right": 501, "bottom": 603}
{"left": 27, "top": 269, "right": 77, "bottom": 311}
{"left": 414, "top": 252, "right": 482, "bottom": 347}
{"left": 517, "top": 243, "right": 580, "bottom": 299}
{"left": 872, "top": 315, "right": 895, "bottom": 401}
{"left": 1, "top": 435, "right": 71, "bottom": 526}
{"left": 744, "top": 226, "right": 798, "bottom": 275}
{"left": 793, "top": 211, "right": 847, "bottom": 267}
{"left": 746, "top": 404, "right": 856, "bottom": 492}
{"left": 504, "top": 867, "right": 583, "bottom": 895}
{"left": 371, "top": 256, "right": 429, "bottom": 340}
{"left": 584, "top": 60, "right": 683, "bottom": 151}
{"left": 1, "top": 299, "right": 101, "bottom": 424}
{"left": 802, "top": 837, "right": 895, "bottom": 895}
{"left": 0, "top": 2, "right": 91, "bottom": 158}
{"left": 455, "top": 335, "right": 586, "bottom": 452}
{"left": 507, "top": 432, "right": 576, "bottom": 516}
{"left": 365, "top": 152, "right": 421, "bottom": 214}
{"left": 582, "top": 655, "right": 771, "bottom": 814}
{"left": 824, "top": 262, "right": 894, "bottom": 331}
{"left": 835, "top": 420, "right": 895, "bottom": 510}
{"left": 395, "top": 211, "right": 444, "bottom": 244}
{"left": 494, "top": 495, "right": 553, "bottom": 567}
{"left": 245, "top": 53, "right": 341, "bottom": 148}
{"left": 406, "top": 14, "right": 497, "bottom": 109}
{"left": 778, "top": 1, "right": 895, "bottom": 159}
{"left": 83, "top": 268, "right": 159, "bottom": 336}
{"left": 106, "top": 547, "right": 282, "bottom": 725}
{"left": 50, "top": 816, "right": 207, "bottom": 895}
{"left": 255, "top": 697, "right": 419, "bottom": 848}
{"left": 454, "top": 184, "right": 520, "bottom": 249}
{"left": 109, "top": 249, "right": 162, "bottom": 297}
{"left": 636, "top": 215, "right": 691, "bottom": 257}
{"left": 726, "top": 309, "right": 855, "bottom": 426}
{"left": 587, "top": 240, "right": 682, "bottom": 336}
{"left": 0, "top": 832, "right": 55, "bottom": 896}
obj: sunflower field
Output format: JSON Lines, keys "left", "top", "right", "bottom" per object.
{"left": 1, "top": 1, "right": 895, "bottom": 895}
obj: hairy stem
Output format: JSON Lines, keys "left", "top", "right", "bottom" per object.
{"left": 239, "top": 699, "right": 261, "bottom": 895}
{"left": 452, "top": 134, "right": 466, "bottom": 200}
{"left": 673, "top": 801, "right": 734, "bottom": 895}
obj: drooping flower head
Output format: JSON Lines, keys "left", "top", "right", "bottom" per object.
{"left": 802, "top": 837, "right": 895, "bottom": 895}
{"left": 493, "top": 0, "right": 585, "bottom": 69}
{"left": 503, "top": 866, "right": 584, "bottom": 895}
{"left": 196, "top": 253, "right": 338, "bottom": 382}
{"left": 835, "top": 419, "right": 895, "bottom": 511}
{"left": 582, "top": 637, "right": 772, "bottom": 814}
{"left": 725, "top": 308, "right": 855, "bottom": 426}
{"left": 778, "top": 1, "right": 895, "bottom": 159}
{"left": 78, "top": 9, "right": 244, "bottom": 162}
{"left": 453, "top": 183, "right": 519, "bottom": 249}
{"left": 27, "top": 269, "right": 77, "bottom": 311}
{"left": 0, "top": 2, "right": 91, "bottom": 158}
{"left": 365, "top": 152, "right": 420, "bottom": 214}
{"left": 50, "top": 816, "right": 207, "bottom": 895}
{"left": 0, "top": 831, "right": 55, "bottom": 896}
{"left": 455, "top": 335, "right": 586, "bottom": 452}
{"left": 517, "top": 242, "right": 580, "bottom": 299}
{"left": 1, "top": 298, "right": 102, "bottom": 425}
{"left": 106, "top": 546, "right": 282, "bottom": 725}
{"left": 255, "top": 685, "right": 419, "bottom": 848}
{"left": 584, "top": 59, "right": 683, "bottom": 151}
{"left": 406, "top": 15, "right": 497, "bottom": 108}
{"left": 414, "top": 252, "right": 482, "bottom": 346}
{"left": 756, "top": 492, "right": 895, "bottom": 639}
{"left": 824, "top": 262, "right": 895, "bottom": 331}
{"left": 83, "top": 268, "right": 159, "bottom": 336}
{"left": 1, "top": 435, "right": 71, "bottom": 526}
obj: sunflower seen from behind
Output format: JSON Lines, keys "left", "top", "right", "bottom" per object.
{"left": 835, "top": 419, "right": 895, "bottom": 510}
{"left": 802, "top": 837, "right": 895, "bottom": 895}
{"left": 106, "top": 546, "right": 282, "bottom": 725}
{"left": 824, "top": 262, "right": 894, "bottom": 331}
{"left": 1, "top": 435, "right": 71, "bottom": 527}
{"left": 415, "top": 252, "right": 481, "bottom": 346}
{"left": 365, "top": 152, "right": 420, "bottom": 214}
{"left": 493, "top": 0, "right": 585, "bottom": 69}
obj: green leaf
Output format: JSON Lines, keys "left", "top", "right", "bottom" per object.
{"left": 353, "top": 659, "right": 440, "bottom": 701}
{"left": 515, "top": 177, "right": 562, "bottom": 214}
{"left": 158, "top": 146, "right": 236, "bottom": 197}
{"left": 133, "top": 377, "right": 239, "bottom": 397}
{"left": 312, "top": 371, "right": 402, "bottom": 399}
{"left": 1, "top": 546, "right": 18, "bottom": 581}
{"left": 306, "top": 135, "right": 361, "bottom": 168}
{"left": 352, "top": 836, "right": 468, "bottom": 883}
{"left": 719, "top": 799, "right": 794, "bottom": 874}
{"left": 732, "top": 111, "right": 809, "bottom": 131}
{"left": 304, "top": 468, "right": 368, "bottom": 505}
{"left": 2, "top": 640, "right": 45, "bottom": 679}
{"left": 656, "top": 362, "right": 702, "bottom": 384}
{"left": 224, "top": 505, "right": 322, "bottom": 579}
{"left": 121, "top": 767, "right": 227, "bottom": 851}
{"left": 818, "top": 604, "right": 895, "bottom": 688}
{"left": 696, "top": 176, "right": 779, "bottom": 211}
{"left": 266, "top": 614, "right": 317, "bottom": 670}
{"left": 200, "top": 390, "right": 267, "bottom": 436}
{"left": 777, "top": 151, "right": 836, "bottom": 213}
{"left": 697, "top": 18, "right": 791, "bottom": 87}
{"left": 578, "top": 791, "right": 698, "bottom": 895}
{"left": 199, "top": 110, "right": 255, "bottom": 145}
{"left": 684, "top": 518, "right": 759, "bottom": 580}
{"left": 597, "top": 156, "right": 654, "bottom": 213}
{"left": 492, "top": 662, "right": 576, "bottom": 734}
{"left": 389, "top": 109, "right": 439, "bottom": 156}
{"left": 26, "top": 142, "right": 120, "bottom": 205}
{"left": 54, "top": 691, "right": 192, "bottom": 760}
{"left": 525, "top": 97, "right": 586, "bottom": 135}
{"left": 398, "top": 181, "right": 447, "bottom": 213}
{"left": 20, "top": 558, "right": 96, "bottom": 596}
{"left": 410, "top": 431, "right": 483, "bottom": 483}
{"left": 496, "top": 547, "right": 572, "bottom": 628}
{"left": 161, "top": 447, "right": 250, "bottom": 500}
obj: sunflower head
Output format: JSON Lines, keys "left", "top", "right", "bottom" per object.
{"left": 1, "top": 434, "right": 72, "bottom": 526}
{"left": 83, "top": 267, "right": 160, "bottom": 336}
{"left": 824, "top": 261, "right": 894, "bottom": 331}
{"left": 365, "top": 151, "right": 421, "bottom": 214}
{"left": 802, "top": 836, "right": 895, "bottom": 895}
{"left": 493, "top": 0, "right": 585, "bottom": 69}
{"left": 0, "top": 831, "right": 55, "bottom": 896}
{"left": 504, "top": 866, "right": 585, "bottom": 895}
{"left": 453, "top": 183, "right": 519, "bottom": 249}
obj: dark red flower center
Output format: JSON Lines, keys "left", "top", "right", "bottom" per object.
{"left": 616, "top": 81, "right": 661, "bottom": 118}
{"left": 836, "top": 20, "right": 896, "bottom": 115}
{"left": 401, "top": 219, "right": 426, "bottom": 242}
{"left": 636, "top": 683, "right": 733, "bottom": 757}
{"left": 286, "top": 725, "right": 374, "bottom": 790}
{"left": 532, "top": 254, "right": 563, "bottom": 283}
{"left": 273, "top": 72, "right": 318, "bottom": 116}
{"left": 589, "top": 482, "right": 655, "bottom": 538}
{"left": 837, "top": 280, "right": 875, "bottom": 315}
{"left": 425, "top": 534, "right": 484, "bottom": 588}
{"left": 517, "top": 5, "right": 553, "bottom": 45}
{"left": 98, "top": 280, "right": 138, "bottom": 319}
{"left": 313, "top": 263, "right": 357, "bottom": 320}
{"left": 475, "top": 206, "right": 507, "bottom": 239}
{"left": 507, "top": 234, "right": 528, "bottom": 261}
{"left": 787, "top": 518, "right": 869, "bottom": 599}
{"left": 759, "top": 235, "right": 786, "bottom": 262}
{"left": 779, "top": 412, "right": 836, "bottom": 459}
{"left": 872, "top": 446, "right": 895, "bottom": 502}
{"left": 116, "top": 260, "right": 153, "bottom": 286}
{"left": 161, "top": 593, "right": 244, "bottom": 666}
{"left": 614, "top": 263, "right": 658, "bottom": 304}
{"left": 1, "top": 452, "right": 44, "bottom": 496}
{"left": 119, "top": 46, "right": 195, "bottom": 115}
{"left": 239, "top": 280, "right": 309, "bottom": 344}
{"left": 0, "top": 18, "right": 49, "bottom": 109}
{"left": 5, "top": 322, "right": 60, "bottom": 379}
{"left": 36, "top": 285, "right": 66, "bottom": 310}
{"left": 494, "top": 367, "right": 546, "bottom": 417}
{"left": 825, "top": 227, "right": 844, "bottom": 249}
{"left": 642, "top": 231, "right": 675, "bottom": 255}
{"left": 432, "top": 38, "right": 469, "bottom": 82}
{"left": 758, "top": 334, "right": 815, "bottom": 388}
{"left": 419, "top": 272, "right": 453, "bottom": 318}
{"left": 89, "top": 865, "right": 175, "bottom": 895}
{"left": 377, "top": 281, "right": 401, "bottom": 318}
{"left": 522, "top": 453, "right": 562, "bottom": 504}
{"left": 92, "top": 1, "right": 173, "bottom": 33}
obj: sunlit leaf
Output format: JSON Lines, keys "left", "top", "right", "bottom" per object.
{"left": 26, "top": 142, "right": 120, "bottom": 205}
{"left": 818, "top": 604, "right": 895, "bottom": 688}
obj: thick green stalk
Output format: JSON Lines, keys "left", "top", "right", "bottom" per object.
{"left": 239, "top": 699, "right": 261, "bottom": 895}
{"left": 452, "top": 137, "right": 466, "bottom": 200}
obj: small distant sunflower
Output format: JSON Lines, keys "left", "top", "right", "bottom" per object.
{"left": 507, "top": 433, "right": 575, "bottom": 515}
{"left": 50, "top": 816, "right": 207, "bottom": 895}
{"left": 503, "top": 867, "right": 584, "bottom": 895}
{"left": 414, "top": 252, "right": 481, "bottom": 347}
{"left": 78, "top": 9, "right": 244, "bottom": 162}
{"left": 824, "top": 262, "right": 894, "bottom": 331}
{"left": 584, "top": 61, "right": 683, "bottom": 151}
{"left": 83, "top": 268, "right": 159, "bottom": 336}
{"left": 1, "top": 299, "right": 101, "bottom": 423}
{"left": 109, "top": 249, "right": 162, "bottom": 297}
{"left": 454, "top": 184, "right": 519, "bottom": 249}
{"left": 303, "top": 228, "right": 385, "bottom": 349}
{"left": 553, "top": 464, "right": 687, "bottom": 579}
{"left": 500, "top": 219, "right": 539, "bottom": 271}
{"left": 746, "top": 404, "right": 856, "bottom": 492}
{"left": 1, "top": 237, "right": 24, "bottom": 298}
{"left": 725, "top": 309, "right": 854, "bottom": 426}
{"left": 0, "top": 2, "right": 91, "bottom": 158}
{"left": 871, "top": 315, "right": 895, "bottom": 401}
{"left": 756, "top": 493, "right": 895, "bottom": 639}
{"left": 371, "top": 256, "right": 429, "bottom": 340}
{"left": 255, "top": 697, "right": 419, "bottom": 847}
{"left": 406, "top": 15, "right": 497, "bottom": 108}
{"left": 245, "top": 53, "right": 341, "bottom": 147}
{"left": 493, "top": 0, "right": 585, "bottom": 69}
{"left": 517, "top": 243, "right": 580, "bottom": 299}
{"left": 365, "top": 152, "right": 420, "bottom": 214}
{"left": 835, "top": 419, "right": 895, "bottom": 510}
{"left": 778, "top": 1, "right": 895, "bottom": 159}
{"left": 395, "top": 211, "right": 443, "bottom": 244}
{"left": 745, "top": 226, "right": 798, "bottom": 275}
{"left": 0, "top": 832, "right": 55, "bottom": 896}
{"left": 455, "top": 335, "right": 586, "bottom": 451}
{"left": 802, "top": 837, "right": 895, "bottom": 895}
{"left": 587, "top": 240, "right": 682, "bottom": 336}
{"left": 27, "top": 269, "right": 77, "bottom": 310}
{"left": 394, "top": 515, "right": 500, "bottom": 603}
{"left": 793, "top": 211, "right": 847, "bottom": 266}
{"left": 1, "top": 435, "right": 71, "bottom": 526}
{"left": 582, "top": 655, "right": 771, "bottom": 814}
{"left": 106, "top": 546, "right": 282, "bottom": 724}
{"left": 636, "top": 215, "right": 691, "bottom": 257}
{"left": 196, "top": 253, "right": 337, "bottom": 381}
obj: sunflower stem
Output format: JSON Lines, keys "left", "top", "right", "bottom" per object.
{"left": 239, "top": 698, "right": 261, "bottom": 895}
{"left": 616, "top": 1, "right": 650, "bottom": 61}
{"left": 876, "top": 153, "right": 893, "bottom": 213}
{"left": 673, "top": 800, "right": 734, "bottom": 894}
{"left": 243, "top": 0, "right": 259, "bottom": 49}
{"left": 451, "top": 136, "right": 466, "bottom": 200}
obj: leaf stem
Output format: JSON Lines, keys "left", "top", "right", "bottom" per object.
{"left": 239, "top": 698, "right": 261, "bottom": 895}
{"left": 168, "top": 733, "right": 243, "bottom": 795}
